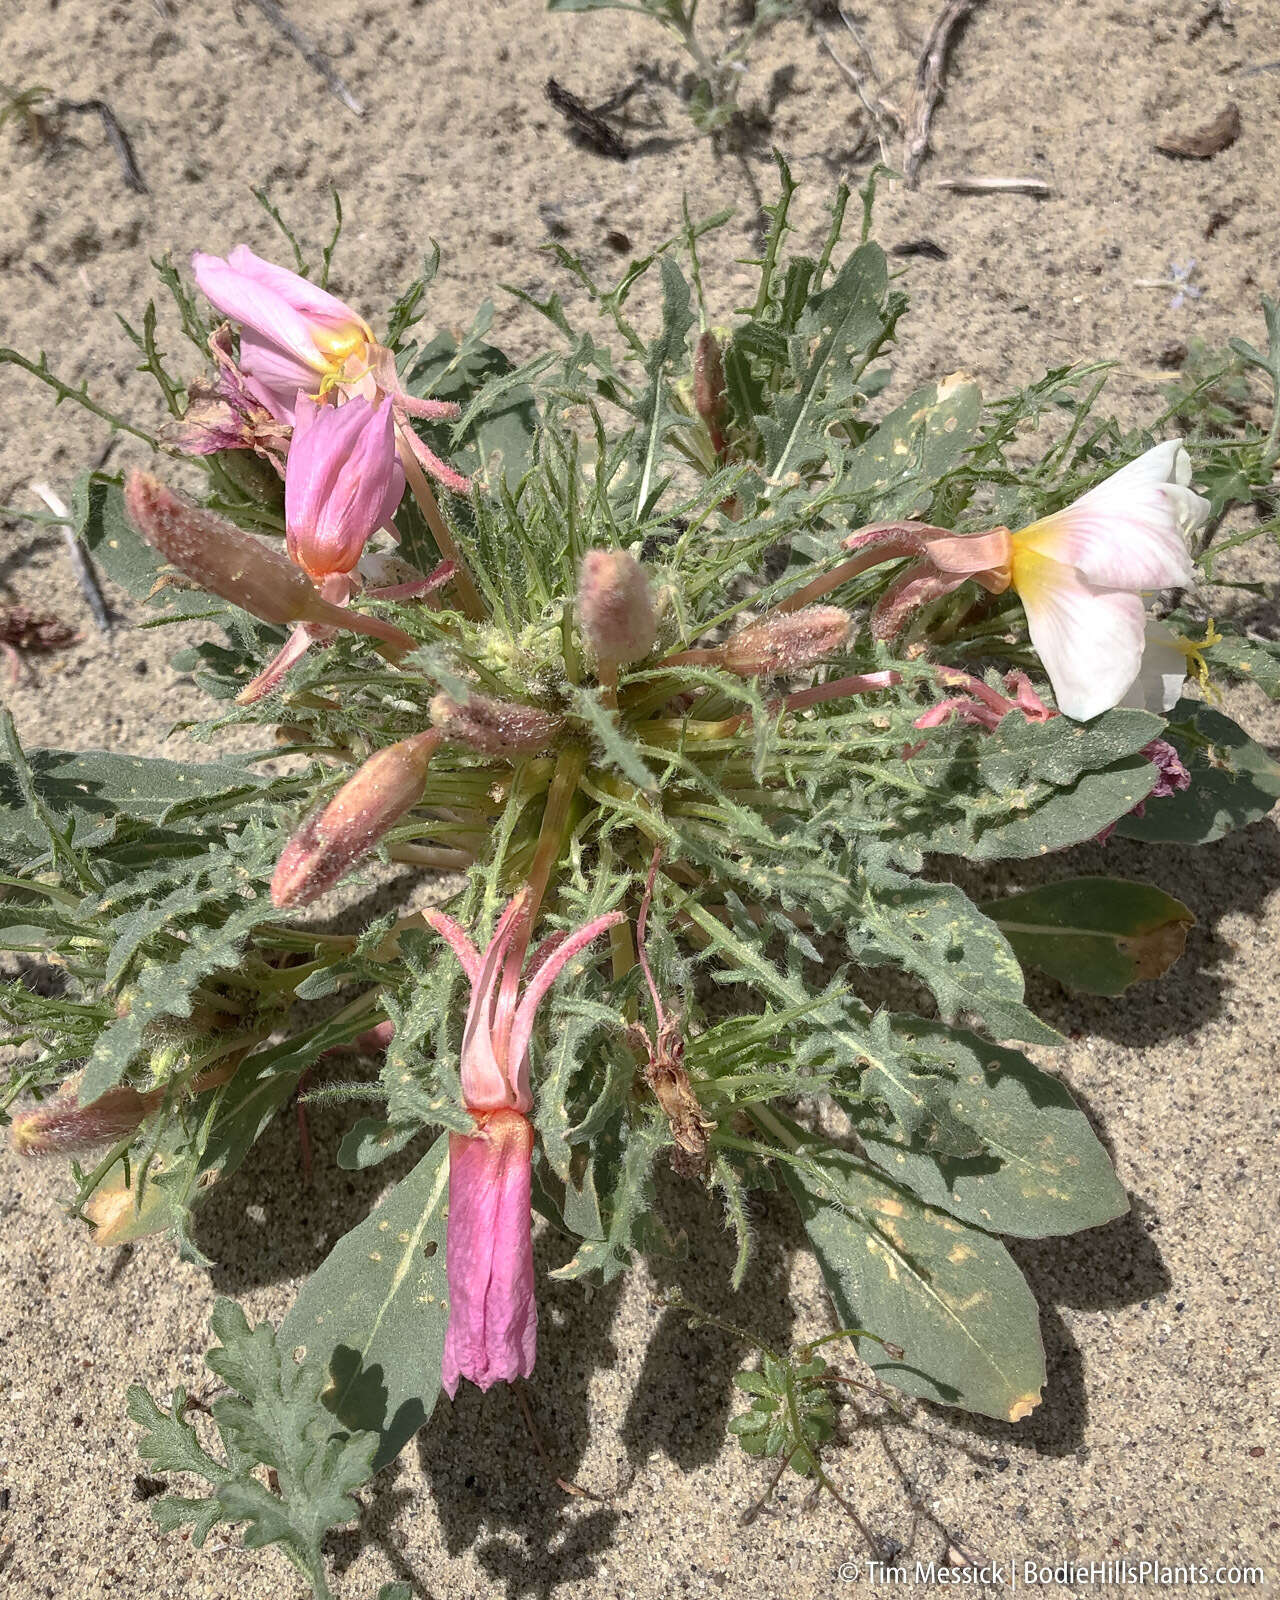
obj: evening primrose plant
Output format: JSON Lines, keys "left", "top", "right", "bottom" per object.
{"left": 3, "top": 167, "right": 1280, "bottom": 1594}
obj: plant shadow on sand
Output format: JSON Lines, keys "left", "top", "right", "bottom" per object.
{"left": 189, "top": 1094, "right": 1170, "bottom": 1593}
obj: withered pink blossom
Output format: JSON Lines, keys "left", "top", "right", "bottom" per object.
{"left": 284, "top": 394, "right": 405, "bottom": 580}
{"left": 426, "top": 889, "right": 623, "bottom": 1393}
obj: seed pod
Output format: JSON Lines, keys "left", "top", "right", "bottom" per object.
{"left": 430, "top": 692, "right": 564, "bottom": 758}
{"left": 577, "top": 549, "right": 657, "bottom": 668}
{"left": 694, "top": 330, "right": 728, "bottom": 454}
{"left": 270, "top": 729, "right": 442, "bottom": 909}
{"left": 721, "top": 605, "right": 852, "bottom": 677}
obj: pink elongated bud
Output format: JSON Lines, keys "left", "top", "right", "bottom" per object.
{"left": 11, "top": 1083, "right": 148, "bottom": 1156}
{"left": 442, "top": 1109, "right": 537, "bottom": 1396}
{"left": 125, "top": 472, "right": 414, "bottom": 654}
{"left": 694, "top": 330, "right": 728, "bottom": 454}
{"left": 285, "top": 395, "right": 405, "bottom": 579}
{"left": 429, "top": 691, "right": 564, "bottom": 758}
{"left": 270, "top": 728, "right": 442, "bottom": 908}
{"left": 721, "top": 605, "right": 852, "bottom": 677}
{"left": 578, "top": 549, "right": 657, "bottom": 667}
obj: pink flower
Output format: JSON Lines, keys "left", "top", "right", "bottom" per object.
{"left": 191, "top": 246, "right": 471, "bottom": 494}
{"left": 191, "top": 246, "right": 373, "bottom": 423}
{"left": 284, "top": 395, "right": 405, "bottom": 580}
{"left": 442, "top": 1111, "right": 538, "bottom": 1395}
{"left": 426, "top": 889, "right": 623, "bottom": 1393}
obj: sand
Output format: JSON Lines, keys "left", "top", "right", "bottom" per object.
{"left": 1, "top": 2, "right": 1278, "bottom": 1596}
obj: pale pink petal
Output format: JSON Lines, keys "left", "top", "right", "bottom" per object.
{"left": 1012, "top": 548, "right": 1147, "bottom": 720}
{"left": 236, "top": 327, "right": 320, "bottom": 422}
{"left": 1015, "top": 441, "right": 1203, "bottom": 590}
{"left": 441, "top": 1112, "right": 537, "bottom": 1397}
{"left": 224, "top": 246, "right": 370, "bottom": 339}
{"left": 193, "top": 252, "right": 330, "bottom": 376}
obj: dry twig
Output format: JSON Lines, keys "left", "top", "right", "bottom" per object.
{"left": 545, "top": 78, "right": 629, "bottom": 161}
{"left": 904, "top": 0, "right": 983, "bottom": 186}
{"left": 934, "top": 174, "right": 1051, "bottom": 196}
{"left": 245, "top": 0, "right": 364, "bottom": 117}
{"left": 58, "top": 98, "right": 147, "bottom": 193}
{"left": 32, "top": 482, "right": 113, "bottom": 634}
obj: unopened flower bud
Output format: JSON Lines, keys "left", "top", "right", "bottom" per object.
{"left": 11, "top": 1083, "right": 147, "bottom": 1157}
{"left": 125, "top": 472, "right": 413, "bottom": 653}
{"left": 578, "top": 549, "right": 657, "bottom": 667}
{"left": 271, "top": 728, "right": 442, "bottom": 909}
{"left": 694, "top": 330, "right": 728, "bottom": 454}
{"left": 721, "top": 605, "right": 852, "bottom": 677}
{"left": 430, "top": 692, "right": 564, "bottom": 757}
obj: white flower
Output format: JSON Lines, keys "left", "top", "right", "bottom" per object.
{"left": 1009, "top": 441, "right": 1209, "bottom": 720}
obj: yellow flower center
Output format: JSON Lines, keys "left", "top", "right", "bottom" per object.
{"left": 1169, "top": 619, "right": 1222, "bottom": 698}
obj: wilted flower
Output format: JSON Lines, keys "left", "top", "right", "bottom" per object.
{"left": 192, "top": 245, "right": 469, "bottom": 494}
{"left": 165, "top": 324, "right": 291, "bottom": 463}
{"left": 270, "top": 729, "right": 443, "bottom": 909}
{"left": 284, "top": 395, "right": 405, "bottom": 580}
{"left": 425, "top": 889, "right": 623, "bottom": 1393}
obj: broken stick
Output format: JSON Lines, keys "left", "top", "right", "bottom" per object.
{"left": 246, "top": 0, "right": 364, "bottom": 117}
{"left": 905, "top": 0, "right": 983, "bottom": 186}
{"left": 32, "top": 482, "right": 113, "bottom": 634}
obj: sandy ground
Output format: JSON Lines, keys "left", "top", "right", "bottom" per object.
{"left": 1, "top": 2, "right": 1279, "bottom": 1597}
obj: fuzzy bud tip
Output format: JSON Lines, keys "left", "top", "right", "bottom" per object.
{"left": 577, "top": 549, "right": 657, "bottom": 667}
{"left": 270, "top": 729, "right": 441, "bottom": 909}
{"left": 721, "top": 606, "right": 852, "bottom": 677}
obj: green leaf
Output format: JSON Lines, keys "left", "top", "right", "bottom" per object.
{"left": 1202, "top": 630, "right": 1280, "bottom": 700}
{"left": 851, "top": 862, "right": 1060, "bottom": 1046}
{"left": 336, "top": 1117, "right": 419, "bottom": 1170}
{"left": 548, "top": 1113, "right": 668, "bottom": 1282}
{"left": 758, "top": 242, "right": 890, "bottom": 486}
{"left": 401, "top": 327, "right": 542, "bottom": 486}
{"left": 0, "top": 746, "right": 271, "bottom": 851}
{"left": 631, "top": 255, "right": 695, "bottom": 517}
{"left": 72, "top": 473, "right": 165, "bottom": 602}
{"left": 130, "top": 1301, "right": 379, "bottom": 1599}
{"left": 81, "top": 898, "right": 267, "bottom": 1102}
{"left": 1116, "top": 699, "right": 1280, "bottom": 843}
{"left": 281, "top": 1138, "right": 450, "bottom": 1470}
{"left": 842, "top": 375, "right": 982, "bottom": 516}
{"left": 780, "top": 1144, "right": 1046, "bottom": 1422}
{"left": 855, "top": 1019, "right": 1128, "bottom": 1236}
{"left": 981, "top": 876, "right": 1194, "bottom": 995}
{"left": 918, "top": 708, "right": 1166, "bottom": 861}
